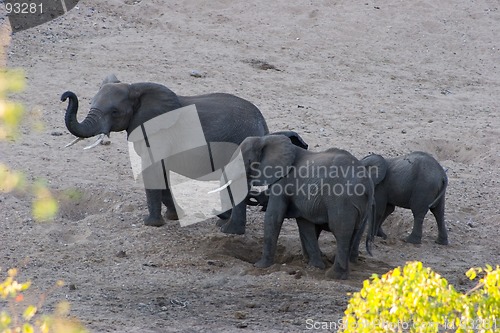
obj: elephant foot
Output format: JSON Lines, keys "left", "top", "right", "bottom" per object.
{"left": 325, "top": 267, "right": 348, "bottom": 280}
{"left": 404, "top": 233, "right": 422, "bottom": 244}
{"left": 165, "top": 206, "right": 185, "bottom": 220}
{"left": 165, "top": 210, "right": 179, "bottom": 220}
{"left": 377, "top": 227, "right": 388, "bottom": 239}
{"left": 144, "top": 215, "right": 166, "bottom": 227}
{"left": 308, "top": 258, "right": 325, "bottom": 270}
{"left": 219, "top": 220, "right": 245, "bottom": 235}
{"left": 254, "top": 257, "right": 273, "bottom": 268}
{"left": 435, "top": 236, "right": 449, "bottom": 245}
{"left": 216, "top": 211, "right": 231, "bottom": 220}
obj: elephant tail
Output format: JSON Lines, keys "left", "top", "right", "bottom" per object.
{"left": 350, "top": 189, "right": 375, "bottom": 258}
{"left": 429, "top": 173, "right": 448, "bottom": 209}
{"left": 364, "top": 181, "right": 377, "bottom": 257}
{"left": 364, "top": 197, "right": 376, "bottom": 256}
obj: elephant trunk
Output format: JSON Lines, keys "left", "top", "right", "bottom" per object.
{"left": 61, "top": 91, "right": 103, "bottom": 138}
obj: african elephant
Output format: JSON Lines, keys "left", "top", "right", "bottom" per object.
{"left": 361, "top": 151, "right": 448, "bottom": 245}
{"left": 62, "top": 74, "right": 271, "bottom": 234}
{"left": 221, "top": 135, "right": 377, "bottom": 279}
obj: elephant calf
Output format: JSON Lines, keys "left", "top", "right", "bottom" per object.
{"left": 361, "top": 151, "right": 448, "bottom": 245}
{"left": 222, "top": 136, "right": 378, "bottom": 279}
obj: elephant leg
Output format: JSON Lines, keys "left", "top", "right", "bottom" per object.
{"left": 349, "top": 225, "right": 362, "bottom": 264}
{"left": 161, "top": 187, "right": 185, "bottom": 220}
{"left": 431, "top": 197, "right": 448, "bottom": 245}
{"left": 142, "top": 162, "right": 171, "bottom": 226}
{"left": 377, "top": 204, "right": 395, "bottom": 239}
{"left": 326, "top": 206, "right": 356, "bottom": 280}
{"left": 144, "top": 189, "right": 166, "bottom": 227}
{"left": 296, "top": 218, "right": 325, "bottom": 269}
{"left": 326, "top": 236, "right": 352, "bottom": 280}
{"left": 255, "top": 195, "right": 287, "bottom": 268}
{"left": 219, "top": 201, "right": 247, "bottom": 235}
{"left": 405, "top": 207, "right": 428, "bottom": 244}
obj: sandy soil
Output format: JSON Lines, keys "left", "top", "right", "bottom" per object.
{"left": 1, "top": 0, "right": 499, "bottom": 332}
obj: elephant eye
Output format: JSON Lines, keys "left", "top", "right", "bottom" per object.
{"left": 112, "top": 109, "right": 120, "bottom": 117}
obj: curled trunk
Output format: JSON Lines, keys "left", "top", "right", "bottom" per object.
{"left": 61, "top": 91, "right": 101, "bottom": 138}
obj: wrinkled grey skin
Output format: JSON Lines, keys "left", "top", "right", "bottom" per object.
{"left": 296, "top": 157, "right": 385, "bottom": 271}
{"left": 62, "top": 74, "right": 270, "bottom": 234}
{"left": 217, "top": 131, "right": 309, "bottom": 220}
{"left": 361, "top": 151, "right": 448, "bottom": 245}
{"left": 227, "top": 136, "right": 377, "bottom": 279}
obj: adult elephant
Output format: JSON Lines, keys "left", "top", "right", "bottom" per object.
{"left": 219, "top": 135, "right": 380, "bottom": 279}
{"left": 62, "top": 74, "right": 271, "bottom": 234}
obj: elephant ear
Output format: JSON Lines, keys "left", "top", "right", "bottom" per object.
{"left": 361, "top": 153, "right": 388, "bottom": 185}
{"left": 126, "top": 82, "right": 182, "bottom": 135}
{"left": 101, "top": 74, "right": 120, "bottom": 87}
{"left": 269, "top": 130, "right": 309, "bottom": 150}
{"left": 249, "top": 135, "right": 296, "bottom": 187}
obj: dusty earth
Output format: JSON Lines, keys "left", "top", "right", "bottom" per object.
{"left": 1, "top": 0, "right": 499, "bottom": 332}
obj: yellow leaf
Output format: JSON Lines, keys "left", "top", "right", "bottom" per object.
{"left": 23, "top": 305, "right": 37, "bottom": 321}
{"left": 466, "top": 268, "right": 477, "bottom": 280}
{"left": 22, "top": 323, "right": 34, "bottom": 333}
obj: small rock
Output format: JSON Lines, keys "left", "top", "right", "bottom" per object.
{"left": 236, "top": 322, "right": 248, "bottom": 329}
{"left": 51, "top": 131, "right": 63, "bottom": 136}
{"left": 68, "top": 283, "right": 77, "bottom": 291}
{"left": 401, "top": 129, "right": 407, "bottom": 134}
{"left": 116, "top": 250, "right": 127, "bottom": 258}
{"left": 234, "top": 311, "right": 247, "bottom": 319}
{"left": 279, "top": 303, "right": 291, "bottom": 312}
{"left": 207, "top": 260, "right": 224, "bottom": 267}
{"left": 189, "top": 70, "right": 204, "bottom": 78}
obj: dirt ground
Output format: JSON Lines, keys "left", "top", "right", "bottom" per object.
{"left": 1, "top": 0, "right": 499, "bottom": 332}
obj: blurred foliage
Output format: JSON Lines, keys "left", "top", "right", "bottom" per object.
{"left": 0, "top": 268, "right": 87, "bottom": 333}
{"left": 0, "top": 69, "right": 25, "bottom": 140}
{"left": 0, "top": 59, "right": 58, "bottom": 221}
{"left": 340, "top": 261, "right": 499, "bottom": 333}
{"left": 1, "top": 24, "right": 84, "bottom": 333}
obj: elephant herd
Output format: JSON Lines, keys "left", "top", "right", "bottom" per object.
{"left": 62, "top": 76, "right": 449, "bottom": 279}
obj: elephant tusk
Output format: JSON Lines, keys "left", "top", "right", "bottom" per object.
{"left": 83, "top": 134, "right": 105, "bottom": 150}
{"left": 208, "top": 180, "right": 232, "bottom": 194}
{"left": 65, "top": 137, "right": 83, "bottom": 148}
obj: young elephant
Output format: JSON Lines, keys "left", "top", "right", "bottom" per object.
{"left": 222, "top": 136, "right": 377, "bottom": 279}
{"left": 361, "top": 152, "right": 448, "bottom": 245}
